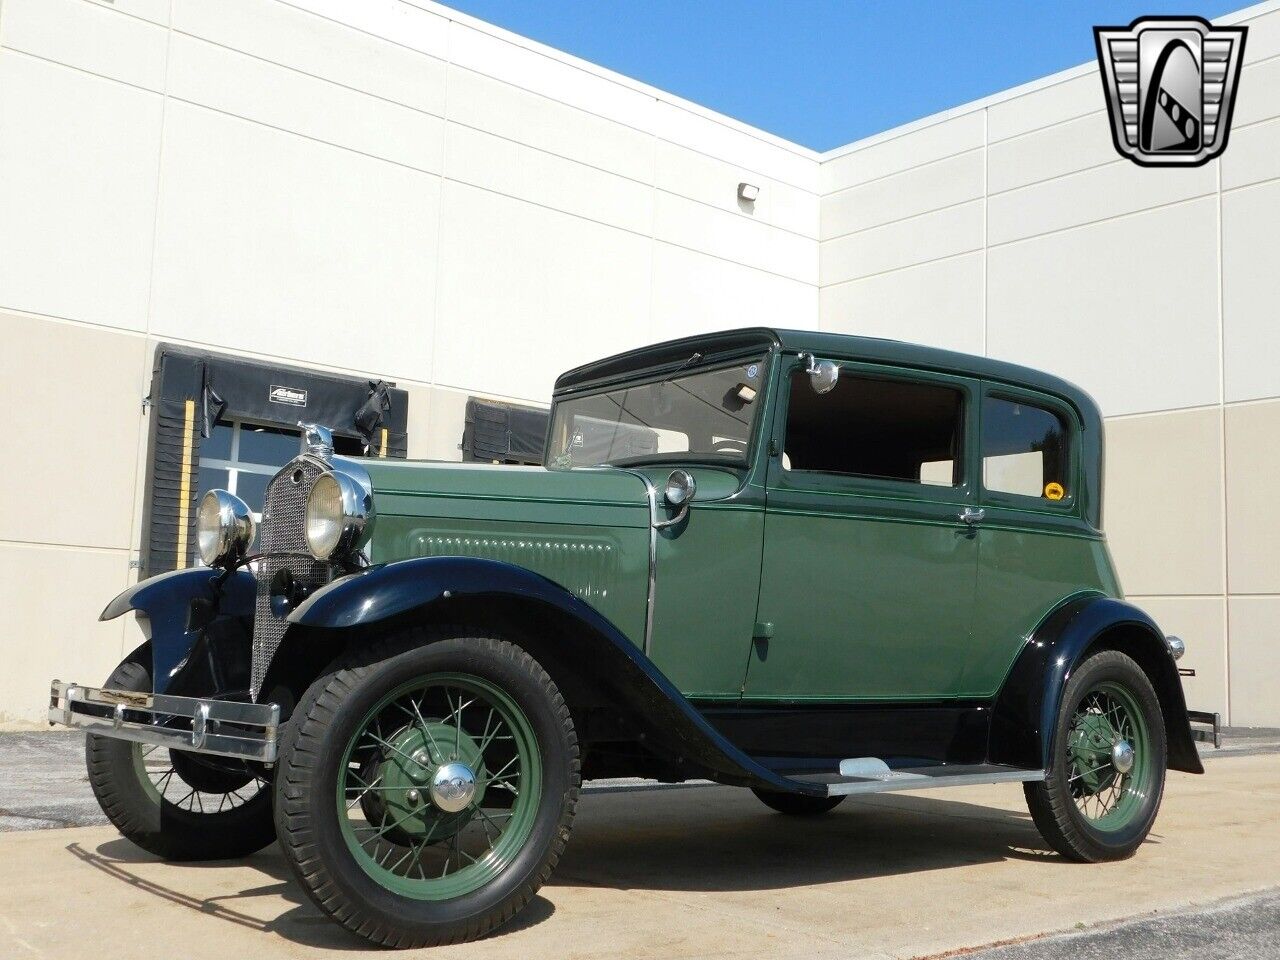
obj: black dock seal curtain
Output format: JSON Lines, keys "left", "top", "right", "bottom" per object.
{"left": 462, "top": 397, "right": 548, "bottom": 464}
{"left": 139, "top": 344, "right": 409, "bottom": 578}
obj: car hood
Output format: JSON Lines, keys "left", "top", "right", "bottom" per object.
{"left": 359, "top": 459, "right": 652, "bottom": 529}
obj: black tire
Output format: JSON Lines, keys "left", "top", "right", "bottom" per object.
{"left": 751, "top": 788, "right": 845, "bottom": 816}
{"left": 85, "top": 657, "right": 276, "bottom": 861}
{"left": 274, "top": 628, "right": 580, "bottom": 949}
{"left": 1024, "top": 649, "right": 1167, "bottom": 863}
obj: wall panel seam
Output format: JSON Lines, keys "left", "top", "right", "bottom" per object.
{"left": 280, "top": 0, "right": 820, "bottom": 174}
{"left": 0, "top": 307, "right": 536, "bottom": 400}
{"left": 169, "top": 26, "right": 448, "bottom": 119}
{"left": 820, "top": 247, "right": 982, "bottom": 289}
{"left": 165, "top": 35, "right": 823, "bottom": 241}
{"left": 0, "top": 43, "right": 164, "bottom": 97}
{"left": 1216, "top": 152, "right": 1233, "bottom": 723}
{"left": 986, "top": 155, "right": 1121, "bottom": 200}
{"left": 821, "top": 194, "right": 984, "bottom": 244}
{"left": 0, "top": 538, "right": 133, "bottom": 554}
{"left": 819, "top": 146, "right": 986, "bottom": 198}
{"left": 427, "top": 24, "right": 452, "bottom": 390}
{"left": 159, "top": 97, "right": 817, "bottom": 279}
{"left": 987, "top": 191, "right": 1217, "bottom": 251}
{"left": 450, "top": 59, "right": 820, "bottom": 192}
{"left": 1223, "top": 173, "right": 1280, "bottom": 195}
{"left": 982, "top": 107, "right": 988, "bottom": 356}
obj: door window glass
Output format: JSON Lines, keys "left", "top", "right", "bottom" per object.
{"left": 981, "top": 396, "right": 1069, "bottom": 501}
{"left": 783, "top": 369, "right": 964, "bottom": 486}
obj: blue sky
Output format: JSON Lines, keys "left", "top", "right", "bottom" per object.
{"left": 442, "top": 1, "right": 1243, "bottom": 150}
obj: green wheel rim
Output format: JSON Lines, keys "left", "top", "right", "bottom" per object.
{"left": 337, "top": 672, "right": 543, "bottom": 900}
{"left": 1065, "top": 680, "right": 1153, "bottom": 832}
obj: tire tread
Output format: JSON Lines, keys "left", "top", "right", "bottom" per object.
{"left": 273, "top": 627, "right": 579, "bottom": 948}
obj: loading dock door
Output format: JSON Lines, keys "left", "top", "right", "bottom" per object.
{"left": 139, "top": 344, "right": 409, "bottom": 578}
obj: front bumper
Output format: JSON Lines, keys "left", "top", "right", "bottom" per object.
{"left": 49, "top": 680, "right": 280, "bottom": 763}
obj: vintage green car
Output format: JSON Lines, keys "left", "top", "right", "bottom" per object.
{"left": 51, "top": 328, "right": 1212, "bottom": 948}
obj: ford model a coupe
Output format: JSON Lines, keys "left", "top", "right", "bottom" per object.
{"left": 51, "top": 329, "right": 1212, "bottom": 948}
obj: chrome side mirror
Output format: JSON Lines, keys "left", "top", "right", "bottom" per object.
{"left": 655, "top": 469, "right": 696, "bottom": 529}
{"left": 800, "top": 353, "right": 840, "bottom": 395}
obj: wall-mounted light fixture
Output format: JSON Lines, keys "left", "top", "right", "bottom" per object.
{"left": 737, "top": 181, "right": 759, "bottom": 202}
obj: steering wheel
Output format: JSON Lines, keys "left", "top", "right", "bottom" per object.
{"left": 709, "top": 438, "right": 748, "bottom": 455}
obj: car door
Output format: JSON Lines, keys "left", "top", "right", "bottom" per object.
{"left": 744, "top": 356, "right": 981, "bottom": 701}
{"left": 963, "top": 384, "right": 1121, "bottom": 697}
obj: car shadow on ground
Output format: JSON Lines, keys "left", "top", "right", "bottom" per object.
{"left": 550, "top": 784, "right": 1060, "bottom": 893}
{"left": 65, "top": 783, "right": 1064, "bottom": 951}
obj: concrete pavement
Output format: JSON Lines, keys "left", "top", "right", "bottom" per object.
{"left": 0, "top": 750, "right": 1278, "bottom": 959}
{"left": 970, "top": 888, "right": 1280, "bottom": 959}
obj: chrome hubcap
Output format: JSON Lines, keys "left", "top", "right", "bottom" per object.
{"left": 1112, "top": 739, "right": 1135, "bottom": 775}
{"left": 429, "top": 761, "right": 478, "bottom": 813}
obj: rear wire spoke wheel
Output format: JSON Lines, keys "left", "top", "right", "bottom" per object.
{"left": 85, "top": 656, "right": 276, "bottom": 861}
{"left": 1024, "top": 649, "right": 1167, "bottom": 863}
{"left": 275, "top": 630, "right": 579, "bottom": 948}
{"left": 751, "top": 788, "right": 845, "bottom": 816}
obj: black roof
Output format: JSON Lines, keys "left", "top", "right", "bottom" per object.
{"left": 553, "top": 327, "right": 1101, "bottom": 426}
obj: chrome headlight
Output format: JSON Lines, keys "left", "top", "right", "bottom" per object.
{"left": 305, "top": 471, "right": 370, "bottom": 560}
{"left": 196, "top": 490, "right": 255, "bottom": 567}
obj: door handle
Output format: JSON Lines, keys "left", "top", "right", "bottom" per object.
{"left": 959, "top": 507, "right": 985, "bottom": 526}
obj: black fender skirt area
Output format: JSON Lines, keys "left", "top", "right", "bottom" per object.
{"left": 289, "top": 557, "right": 827, "bottom": 796}
{"left": 990, "top": 594, "right": 1204, "bottom": 775}
{"left": 99, "top": 567, "right": 257, "bottom": 694}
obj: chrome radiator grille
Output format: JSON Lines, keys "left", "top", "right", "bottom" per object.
{"left": 251, "top": 456, "right": 331, "bottom": 700}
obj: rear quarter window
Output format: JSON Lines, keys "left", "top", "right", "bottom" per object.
{"left": 982, "top": 395, "right": 1070, "bottom": 503}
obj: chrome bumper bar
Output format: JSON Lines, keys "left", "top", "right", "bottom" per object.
{"left": 49, "top": 680, "right": 279, "bottom": 763}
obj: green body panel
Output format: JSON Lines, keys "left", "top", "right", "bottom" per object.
{"left": 748, "top": 506, "right": 978, "bottom": 699}
{"left": 744, "top": 363, "right": 983, "bottom": 701}
{"left": 363, "top": 460, "right": 652, "bottom": 648}
{"left": 966, "top": 527, "right": 1121, "bottom": 697}
{"left": 345, "top": 327, "right": 1128, "bottom": 710}
{"left": 636, "top": 468, "right": 766, "bottom": 698}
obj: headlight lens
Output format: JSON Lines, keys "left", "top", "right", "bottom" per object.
{"left": 305, "top": 471, "right": 369, "bottom": 560}
{"left": 196, "top": 489, "right": 255, "bottom": 567}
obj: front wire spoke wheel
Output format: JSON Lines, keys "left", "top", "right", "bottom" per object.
{"left": 134, "top": 743, "right": 266, "bottom": 814}
{"left": 338, "top": 672, "right": 542, "bottom": 901}
{"left": 274, "top": 632, "right": 580, "bottom": 948}
{"left": 85, "top": 656, "right": 277, "bottom": 861}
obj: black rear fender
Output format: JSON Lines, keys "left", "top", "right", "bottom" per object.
{"left": 990, "top": 594, "right": 1203, "bottom": 774}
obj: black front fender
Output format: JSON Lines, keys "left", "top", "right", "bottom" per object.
{"left": 99, "top": 568, "right": 256, "bottom": 693}
{"left": 288, "top": 557, "right": 823, "bottom": 795}
{"left": 989, "top": 594, "right": 1203, "bottom": 774}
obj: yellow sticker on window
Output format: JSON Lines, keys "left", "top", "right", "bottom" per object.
{"left": 1044, "top": 481, "right": 1065, "bottom": 501}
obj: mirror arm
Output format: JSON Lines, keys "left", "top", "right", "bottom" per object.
{"left": 653, "top": 504, "right": 690, "bottom": 529}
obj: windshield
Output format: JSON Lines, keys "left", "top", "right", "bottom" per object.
{"left": 547, "top": 356, "right": 768, "bottom": 468}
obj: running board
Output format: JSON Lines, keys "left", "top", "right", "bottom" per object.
{"left": 787, "top": 759, "right": 1045, "bottom": 798}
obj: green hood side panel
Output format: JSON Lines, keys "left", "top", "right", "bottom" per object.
{"left": 363, "top": 461, "right": 652, "bottom": 647}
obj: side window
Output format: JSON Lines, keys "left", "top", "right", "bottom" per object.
{"left": 981, "top": 396, "right": 1070, "bottom": 501}
{"left": 784, "top": 369, "right": 964, "bottom": 486}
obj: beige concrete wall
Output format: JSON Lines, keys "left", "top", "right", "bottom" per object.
{"left": 1, "top": 0, "right": 1277, "bottom": 728}
{"left": 819, "top": 2, "right": 1280, "bottom": 724}
{"left": 0, "top": 0, "right": 814, "bottom": 721}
